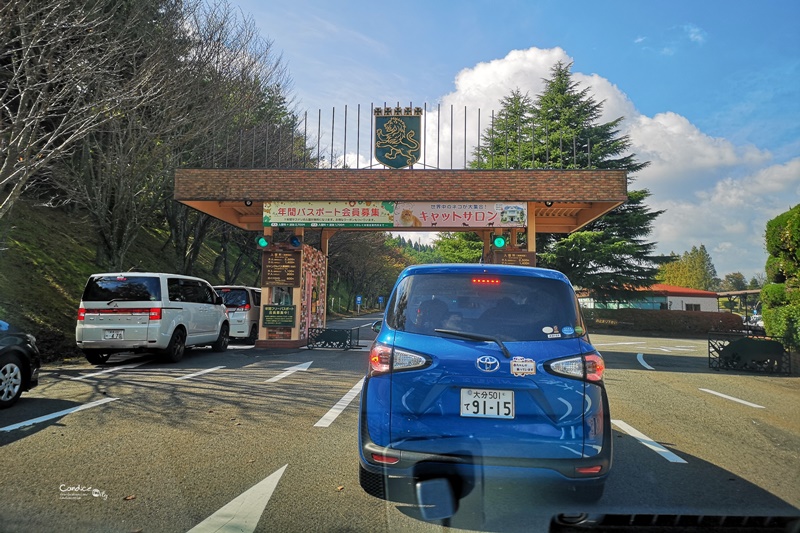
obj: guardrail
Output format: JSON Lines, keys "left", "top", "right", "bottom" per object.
{"left": 708, "top": 332, "right": 791, "bottom": 374}
{"left": 307, "top": 327, "right": 360, "bottom": 350}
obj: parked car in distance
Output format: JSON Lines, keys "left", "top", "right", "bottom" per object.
{"left": 76, "top": 273, "right": 229, "bottom": 364}
{"left": 0, "top": 321, "right": 41, "bottom": 408}
{"left": 358, "top": 264, "right": 611, "bottom": 520}
{"left": 746, "top": 313, "right": 766, "bottom": 335}
{"left": 213, "top": 286, "right": 262, "bottom": 344}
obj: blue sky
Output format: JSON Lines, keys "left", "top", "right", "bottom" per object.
{"left": 237, "top": 0, "right": 800, "bottom": 280}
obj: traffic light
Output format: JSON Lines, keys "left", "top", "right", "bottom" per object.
{"left": 492, "top": 233, "right": 509, "bottom": 248}
{"left": 256, "top": 235, "right": 269, "bottom": 249}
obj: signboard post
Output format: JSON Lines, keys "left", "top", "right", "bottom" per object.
{"left": 356, "top": 295, "right": 362, "bottom": 315}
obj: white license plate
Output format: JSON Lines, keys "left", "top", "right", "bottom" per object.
{"left": 460, "top": 388, "right": 514, "bottom": 419}
{"left": 104, "top": 329, "right": 124, "bottom": 340}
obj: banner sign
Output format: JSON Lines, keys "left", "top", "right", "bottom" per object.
{"left": 393, "top": 202, "right": 527, "bottom": 228}
{"left": 263, "top": 201, "right": 394, "bottom": 228}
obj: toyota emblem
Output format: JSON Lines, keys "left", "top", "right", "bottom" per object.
{"left": 476, "top": 355, "right": 500, "bottom": 373}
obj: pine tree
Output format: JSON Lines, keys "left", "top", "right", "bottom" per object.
{"left": 471, "top": 62, "right": 665, "bottom": 299}
{"left": 659, "top": 245, "right": 719, "bottom": 291}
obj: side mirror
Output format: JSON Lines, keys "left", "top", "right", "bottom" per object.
{"left": 215, "top": 295, "right": 224, "bottom": 306}
{"left": 371, "top": 320, "right": 382, "bottom": 333}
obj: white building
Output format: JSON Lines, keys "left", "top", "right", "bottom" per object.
{"left": 579, "top": 284, "right": 720, "bottom": 312}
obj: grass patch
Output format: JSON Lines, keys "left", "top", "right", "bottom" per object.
{"left": 0, "top": 199, "right": 258, "bottom": 361}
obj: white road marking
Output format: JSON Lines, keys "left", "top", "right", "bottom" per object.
{"left": 188, "top": 464, "right": 287, "bottom": 533}
{"left": 654, "top": 346, "right": 695, "bottom": 353}
{"left": 611, "top": 419, "right": 687, "bottom": 463}
{"left": 636, "top": 353, "right": 655, "bottom": 370}
{"left": 71, "top": 363, "right": 146, "bottom": 380}
{"left": 266, "top": 361, "right": 313, "bottom": 383}
{"left": 699, "top": 388, "right": 765, "bottom": 409}
{"left": 1, "top": 397, "right": 119, "bottom": 432}
{"left": 314, "top": 378, "right": 364, "bottom": 428}
{"left": 592, "top": 342, "right": 646, "bottom": 346}
{"left": 175, "top": 366, "right": 226, "bottom": 380}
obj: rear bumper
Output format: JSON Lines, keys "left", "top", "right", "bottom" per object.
{"left": 76, "top": 339, "right": 163, "bottom": 352}
{"left": 358, "top": 379, "right": 613, "bottom": 486}
{"left": 359, "top": 437, "right": 611, "bottom": 484}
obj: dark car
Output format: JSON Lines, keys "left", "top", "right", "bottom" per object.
{"left": 358, "top": 264, "right": 611, "bottom": 519}
{"left": 0, "top": 321, "right": 41, "bottom": 408}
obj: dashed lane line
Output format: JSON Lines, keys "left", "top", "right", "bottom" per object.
{"left": 314, "top": 378, "right": 364, "bottom": 428}
{"left": 175, "top": 366, "right": 226, "bottom": 380}
{"left": 699, "top": 388, "right": 765, "bottom": 409}
{"left": 70, "top": 363, "right": 146, "bottom": 381}
{"left": 611, "top": 419, "right": 687, "bottom": 463}
{"left": 1, "top": 397, "right": 119, "bottom": 432}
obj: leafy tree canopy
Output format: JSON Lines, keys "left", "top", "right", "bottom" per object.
{"left": 657, "top": 245, "right": 720, "bottom": 291}
{"left": 468, "top": 62, "right": 664, "bottom": 299}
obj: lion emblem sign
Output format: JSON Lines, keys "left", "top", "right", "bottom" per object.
{"left": 375, "top": 114, "right": 421, "bottom": 169}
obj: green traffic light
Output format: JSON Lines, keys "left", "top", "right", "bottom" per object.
{"left": 256, "top": 236, "right": 269, "bottom": 248}
{"left": 493, "top": 235, "right": 507, "bottom": 248}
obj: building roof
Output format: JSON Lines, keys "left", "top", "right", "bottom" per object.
{"left": 646, "top": 284, "right": 718, "bottom": 298}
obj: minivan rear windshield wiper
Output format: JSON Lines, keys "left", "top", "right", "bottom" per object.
{"left": 434, "top": 329, "right": 512, "bottom": 359}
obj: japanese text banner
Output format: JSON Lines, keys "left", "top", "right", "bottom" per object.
{"left": 394, "top": 202, "right": 527, "bottom": 228}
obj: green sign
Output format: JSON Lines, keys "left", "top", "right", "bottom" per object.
{"left": 262, "top": 305, "right": 295, "bottom": 327}
{"left": 263, "top": 201, "right": 394, "bottom": 228}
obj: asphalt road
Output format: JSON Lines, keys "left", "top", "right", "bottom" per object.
{"left": 1, "top": 315, "right": 798, "bottom": 532}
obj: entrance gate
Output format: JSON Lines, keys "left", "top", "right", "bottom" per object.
{"left": 174, "top": 104, "right": 628, "bottom": 348}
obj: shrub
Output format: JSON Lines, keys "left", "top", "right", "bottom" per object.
{"left": 583, "top": 308, "right": 743, "bottom": 335}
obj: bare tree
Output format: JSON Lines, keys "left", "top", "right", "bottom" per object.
{"left": 328, "top": 232, "right": 404, "bottom": 311}
{"left": 162, "top": 0, "right": 295, "bottom": 275}
{"left": 0, "top": 0, "right": 163, "bottom": 220}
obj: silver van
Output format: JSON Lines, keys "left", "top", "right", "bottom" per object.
{"left": 76, "top": 273, "right": 229, "bottom": 364}
{"left": 213, "top": 286, "right": 261, "bottom": 344}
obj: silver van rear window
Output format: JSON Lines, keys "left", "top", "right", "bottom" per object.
{"left": 82, "top": 276, "right": 161, "bottom": 302}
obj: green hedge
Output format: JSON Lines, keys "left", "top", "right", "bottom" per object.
{"left": 762, "top": 205, "right": 800, "bottom": 347}
{"left": 761, "top": 284, "right": 800, "bottom": 346}
{"left": 583, "top": 308, "right": 743, "bottom": 335}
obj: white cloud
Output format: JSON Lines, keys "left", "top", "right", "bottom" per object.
{"left": 628, "top": 111, "right": 771, "bottom": 198}
{"left": 682, "top": 24, "right": 708, "bottom": 45}
{"left": 650, "top": 158, "right": 800, "bottom": 277}
{"left": 421, "top": 45, "right": 797, "bottom": 279}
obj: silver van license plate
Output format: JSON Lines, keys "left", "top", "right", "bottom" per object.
{"left": 104, "top": 329, "right": 124, "bottom": 340}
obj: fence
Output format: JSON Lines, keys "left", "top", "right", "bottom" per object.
{"left": 708, "top": 332, "right": 792, "bottom": 375}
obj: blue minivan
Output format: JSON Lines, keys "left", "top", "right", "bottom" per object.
{"left": 358, "top": 264, "right": 611, "bottom": 519}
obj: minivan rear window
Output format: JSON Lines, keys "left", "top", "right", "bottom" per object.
{"left": 216, "top": 288, "right": 249, "bottom": 308}
{"left": 386, "top": 273, "right": 583, "bottom": 341}
{"left": 82, "top": 276, "right": 161, "bottom": 302}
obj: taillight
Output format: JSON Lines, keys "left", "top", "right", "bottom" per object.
{"left": 368, "top": 342, "right": 392, "bottom": 375}
{"left": 368, "top": 342, "right": 428, "bottom": 376}
{"left": 547, "top": 352, "right": 605, "bottom": 382}
{"left": 240, "top": 304, "right": 251, "bottom": 311}
{"left": 584, "top": 353, "right": 605, "bottom": 382}
{"left": 77, "top": 308, "right": 161, "bottom": 320}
